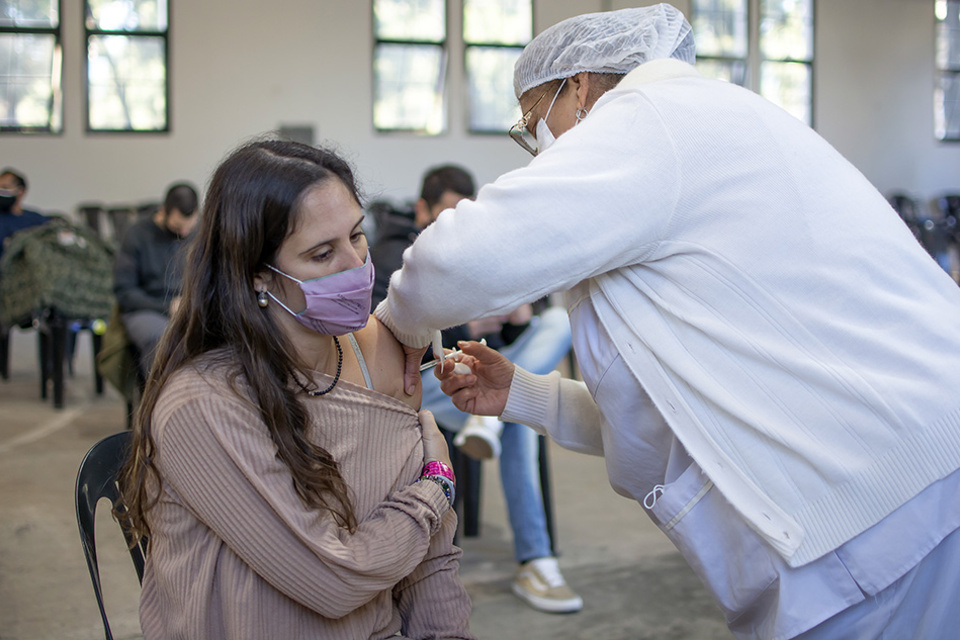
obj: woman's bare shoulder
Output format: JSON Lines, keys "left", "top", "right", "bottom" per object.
{"left": 353, "top": 316, "right": 422, "bottom": 409}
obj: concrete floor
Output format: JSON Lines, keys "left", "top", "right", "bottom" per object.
{"left": 0, "top": 327, "right": 733, "bottom": 640}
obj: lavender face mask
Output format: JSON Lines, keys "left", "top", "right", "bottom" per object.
{"left": 266, "top": 253, "right": 375, "bottom": 335}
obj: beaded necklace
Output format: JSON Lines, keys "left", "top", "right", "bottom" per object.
{"left": 304, "top": 335, "right": 342, "bottom": 396}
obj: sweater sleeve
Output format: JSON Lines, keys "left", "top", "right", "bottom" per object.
{"left": 374, "top": 93, "right": 680, "bottom": 348}
{"left": 153, "top": 392, "right": 451, "bottom": 620}
{"left": 501, "top": 368, "right": 605, "bottom": 456}
{"left": 393, "top": 509, "right": 475, "bottom": 640}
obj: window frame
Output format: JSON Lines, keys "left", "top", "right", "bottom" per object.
{"left": 935, "top": 0, "right": 960, "bottom": 142}
{"left": 83, "top": 0, "right": 171, "bottom": 134}
{"left": 461, "top": 0, "right": 533, "bottom": 135}
{"left": 0, "top": 0, "right": 64, "bottom": 134}
{"left": 692, "top": 0, "right": 815, "bottom": 127}
{"left": 371, "top": 0, "right": 448, "bottom": 135}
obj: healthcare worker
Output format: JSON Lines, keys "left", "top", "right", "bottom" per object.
{"left": 374, "top": 4, "right": 960, "bottom": 639}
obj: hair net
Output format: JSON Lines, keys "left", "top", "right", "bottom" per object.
{"left": 513, "top": 4, "right": 695, "bottom": 99}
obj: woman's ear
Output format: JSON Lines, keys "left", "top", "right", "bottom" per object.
{"left": 253, "top": 270, "right": 272, "bottom": 293}
{"left": 574, "top": 72, "right": 592, "bottom": 109}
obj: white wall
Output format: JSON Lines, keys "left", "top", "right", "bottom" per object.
{"left": 3, "top": 0, "right": 958, "bottom": 216}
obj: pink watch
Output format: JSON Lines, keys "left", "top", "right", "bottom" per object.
{"left": 422, "top": 460, "right": 455, "bottom": 483}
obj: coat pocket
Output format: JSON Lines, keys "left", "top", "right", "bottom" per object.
{"left": 646, "top": 462, "right": 779, "bottom": 623}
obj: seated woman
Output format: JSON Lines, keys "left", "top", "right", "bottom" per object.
{"left": 118, "top": 139, "right": 474, "bottom": 640}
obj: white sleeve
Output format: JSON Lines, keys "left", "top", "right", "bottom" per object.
{"left": 374, "top": 92, "right": 681, "bottom": 348}
{"left": 500, "top": 368, "right": 605, "bottom": 456}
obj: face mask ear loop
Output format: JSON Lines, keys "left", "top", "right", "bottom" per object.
{"left": 540, "top": 77, "right": 567, "bottom": 136}
{"left": 263, "top": 264, "right": 304, "bottom": 317}
{"left": 266, "top": 291, "right": 302, "bottom": 318}
{"left": 266, "top": 263, "right": 303, "bottom": 284}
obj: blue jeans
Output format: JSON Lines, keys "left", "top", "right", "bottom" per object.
{"left": 420, "top": 307, "right": 572, "bottom": 563}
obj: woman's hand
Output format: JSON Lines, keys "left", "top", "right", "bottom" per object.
{"left": 419, "top": 410, "right": 453, "bottom": 468}
{"left": 403, "top": 344, "right": 429, "bottom": 395}
{"left": 435, "top": 340, "right": 515, "bottom": 417}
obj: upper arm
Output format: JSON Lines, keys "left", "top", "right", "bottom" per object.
{"left": 355, "top": 317, "right": 422, "bottom": 410}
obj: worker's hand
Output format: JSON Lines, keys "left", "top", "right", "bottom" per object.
{"left": 419, "top": 410, "right": 453, "bottom": 469}
{"left": 436, "top": 340, "right": 514, "bottom": 417}
{"left": 403, "top": 344, "right": 429, "bottom": 396}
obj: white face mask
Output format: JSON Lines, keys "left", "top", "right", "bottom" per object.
{"left": 535, "top": 118, "right": 556, "bottom": 154}
{"left": 534, "top": 78, "right": 566, "bottom": 155}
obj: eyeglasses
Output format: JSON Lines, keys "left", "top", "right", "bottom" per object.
{"left": 508, "top": 89, "right": 549, "bottom": 157}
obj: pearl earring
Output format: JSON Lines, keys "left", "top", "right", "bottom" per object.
{"left": 257, "top": 290, "right": 268, "bottom": 308}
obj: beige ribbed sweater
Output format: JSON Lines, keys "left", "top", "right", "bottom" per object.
{"left": 139, "top": 350, "right": 474, "bottom": 639}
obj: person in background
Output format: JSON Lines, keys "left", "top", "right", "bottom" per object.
{"left": 377, "top": 5, "right": 960, "bottom": 639}
{"left": 113, "top": 182, "right": 199, "bottom": 378}
{"left": 371, "top": 164, "right": 583, "bottom": 614}
{"left": 117, "top": 139, "right": 474, "bottom": 640}
{"left": 0, "top": 168, "right": 48, "bottom": 261}
{"left": 369, "top": 201, "right": 419, "bottom": 309}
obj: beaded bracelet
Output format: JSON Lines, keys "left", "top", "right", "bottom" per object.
{"left": 419, "top": 474, "right": 456, "bottom": 509}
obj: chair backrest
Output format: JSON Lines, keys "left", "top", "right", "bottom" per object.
{"left": 75, "top": 431, "right": 146, "bottom": 640}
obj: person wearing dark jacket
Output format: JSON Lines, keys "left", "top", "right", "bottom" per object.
{"left": 113, "top": 182, "right": 198, "bottom": 377}
{"left": 0, "top": 168, "right": 48, "bottom": 262}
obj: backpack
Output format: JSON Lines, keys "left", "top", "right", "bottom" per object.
{"left": 0, "top": 218, "right": 115, "bottom": 327}
{"left": 95, "top": 304, "right": 139, "bottom": 403}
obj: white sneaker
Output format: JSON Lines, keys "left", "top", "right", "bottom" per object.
{"left": 512, "top": 557, "right": 583, "bottom": 614}
{"left": 453, "top": 415, "right": 503, "bottom": 459}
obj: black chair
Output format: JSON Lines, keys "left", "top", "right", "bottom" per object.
{"left": 75, "top": 431, "right": 146, "bottom": 640}
{"left": 440, "top": 427, "right": 556, "bottom": 554}
{"left": 106, "top": 207, "right": 137, "bottom": 246}
{"left": 78, "top": 203, "right": 106, "bottom": 238}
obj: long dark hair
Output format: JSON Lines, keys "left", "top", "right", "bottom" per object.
{"left": 118, "top": 139, "right": 364, "bottom": 543}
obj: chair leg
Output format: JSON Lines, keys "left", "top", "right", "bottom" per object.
{"left": 538, "top": 435, "right": 556, "bottom": 555}
{"left": 0, "top": 325, "right": 9, "bottom": 380}
{"left": 51, "top": 319, "right": 66, "bottom": 409}
{"left": 38, "top": 329, "right": 49, "bottom": 400}
{"left": 92, "top": 331, "right": 104, "bottom": 395}
{"left": 460, "top": 454, "right": 483, "bottom": 538}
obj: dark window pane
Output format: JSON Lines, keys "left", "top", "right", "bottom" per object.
{"left": 463, "top": 0, "right": 531, "bottom": 46}
{"left": 374, "top": 0, "right": 445, "bottom": 42}
{"left": 936, "top": 1, "right": 960, "bottom": 71}
{"left": 85, "top": 0, "right": 167, "bottom": 32}
{"left": 0, "top": 32, "right": 61, "bottom": 130}
{"left": 88, "top": 34, "right": 166, "bottom": 130}
{"left": 692, "top": 0, "right": 747, "bottom": 58}
{"left": 695, "top": 58, "right": 747, "bottom": 85}
{"left": 374, "top": 43, "right": 445, "bottom": 132}
{"left": 0, "top": 0, "right": 59, "bottom": 28}
{"left": 936, "top": 71, "right": 960, "bottom": 140}
{"left": 760, "top": 0, "right": 812, "bottom": 61}
{"left": 466, "top": 45, "right": 521, "bottom": 131}
{"left": 760, "top": 60, "right": 811, "bottom": 125}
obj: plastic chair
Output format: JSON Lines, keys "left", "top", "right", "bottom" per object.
{"left": 440, "top": 427, "right": 556, "bottom": 554}
{"left": 75, "top": 431, "right": 146, "bottom": 640}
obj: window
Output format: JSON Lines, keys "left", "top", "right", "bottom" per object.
{"left": 85, "top": 0, "right": 169, "bottom": 132}
{"left": 463, "top": 0, "right": 531, "bottom": 133}
{"left": 0, "top": 0, "right": 63, "bottom": 133}
{"left": 372, "top": 0, "right": 531, "bottom": 135}
{"left": 692, "top": 0, "right": 814, "bottom": 126}
{"left": 373, "top": 0, "right": 447, "bottom": 134}
{"left": 936, "top": 0, "right": 960, "bottom": 140}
